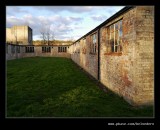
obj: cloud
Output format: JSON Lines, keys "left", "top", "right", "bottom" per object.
{"left": 106, "top": 6, "right": 124, "bottom": 14}
{"left": 6, "top": 13, "right": 83, "bottom": 40}
{"left": 6, "top": 16, "right": 25, "bottom": 27}
{"left": 32, "top": 6, "right": 96, "bottom": 13}
{"left": 6, "top": 6, "right": 125, "bottom": 40}
{"left": 48, "top": 15, "right": 83, "bottom": 26}
{"left": 6, "top": 6, "right": 29, "bottom": 16}
{"left": 90, "top": 15, "right": 107, "bottom": 21}
{"left": 34, "top": 6, "right": 125, "bottom": 14}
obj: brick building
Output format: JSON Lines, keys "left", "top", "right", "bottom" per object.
{"left": 70, "top": 6, "right": 154, "bottom": 106}
{"left": 6, "top": 6, "right": 154, "bottom": 106}
{"left": 6, "top": 44, "right": 70, "bottom": 60}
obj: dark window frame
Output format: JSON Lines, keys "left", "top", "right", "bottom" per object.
{"left": 90, "top": 33, "right": 97, "bottom": 54}
{"left": 26, "top": 46, "right": 34, "bottom": 53}
{"left": 42, "top": 46, "right": 51, "bottom": 53}
{"left": 11, "top": 45, "right": 15, "bottom": 53}
{"left": 107, "top": 19, "right": 123, "bottom": 53}
{"left": 17, "top": 46, "right": 20, "bottom": 53}
{"left": 58, "top": 46, "right": 67, "bottom": 53}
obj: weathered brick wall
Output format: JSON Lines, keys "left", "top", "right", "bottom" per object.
{"left": 71, "top": 31, "right": 98, "bottom": 79}
{"left": 6, "top": 44, "right": 17, "bottom": 60}
{"left": 132, "top": 6, "right": 154, "bottom": 105}
{"left": 80, "top": 38, "right": 87, "bottom": 72}
{"left": 6, "top": 44, "right": 70, "bottom": 60}
{"left": 100, "top": 7, "right": 137, "bottom": 105}
{"left": 71, "top": 43, "right": 80, "bottom": 66}
{"left": 87, "top": 32, "right": 98, "bottom": 79}
{"left": 100, "top": 6, "right": 154, "bottom": 106}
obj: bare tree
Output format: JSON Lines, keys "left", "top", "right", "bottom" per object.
{"left": 50, "top": 31, "right": 55, "bottom": 45}
{"left": 40, "top": 25, "right": 47, "bottom": 45}
{"left": 46, "top": 25, "right": 50, "bottom": 45}
{"left": 69, "top": 36, "right": 75, "bottom": 42}
{"left": 40, "top": 24, "right": 55, "bottom": 45}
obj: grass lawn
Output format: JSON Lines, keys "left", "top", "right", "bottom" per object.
{"left": 7, "top": 57, "right": 153, "bottom": 117}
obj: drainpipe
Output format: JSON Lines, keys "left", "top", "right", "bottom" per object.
{"left": 98, "top": 29, "right": 100, "bottom": 81}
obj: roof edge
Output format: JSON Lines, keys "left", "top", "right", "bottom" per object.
{"left": 72, "top": 6, "right": 135, "bottom": 44}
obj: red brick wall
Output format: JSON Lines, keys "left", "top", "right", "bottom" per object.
{"left": 71, "top": 6, "right": 154, "bottom": 106}
{"left": 100, "top": 6, "right": 154, "bottom": 106}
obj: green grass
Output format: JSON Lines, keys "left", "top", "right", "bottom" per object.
{"left": 7, "top": 57, "right": 153, "bottom": 117}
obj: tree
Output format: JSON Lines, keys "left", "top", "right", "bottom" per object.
{"left": 40, "top": 25, "right": 47, "bottom": 45}
{"left": 40, "top": 24, "right": 55, "bottom": 45}
{"left": 50, "top": 31, "right": 55, "bottom": 45}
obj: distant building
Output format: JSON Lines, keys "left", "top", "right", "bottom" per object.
{"left": 6, "top": 25, "right": 32, "bottom": 45}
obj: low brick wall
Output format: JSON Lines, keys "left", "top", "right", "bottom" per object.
{"left": 6, "top": 44, "right": 71, "bottom": 60}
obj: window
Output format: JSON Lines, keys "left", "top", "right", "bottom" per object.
{"left": 42, "top": 46, "right": 51, "bottom": 53}
{"left": 26, "top": 46, "right": 34, "bottom": 53}
{"left": 107, "top": 20, "right": 122, "bottom": 53}
{"left": 17, "top": 46, "right": 20, "bottom": 53}
{"left": 90, "top": 33, "right": 97, "bottom": 54}
{"left": 58, "top": 46, "right": 67, "bottom": 53}
{"left": 11, "top": 45, "right": 15, "bottom": 53}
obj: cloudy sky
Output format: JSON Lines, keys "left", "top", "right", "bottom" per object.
{"left": 6, "top": 6, "right": 124, "bottom": 41}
